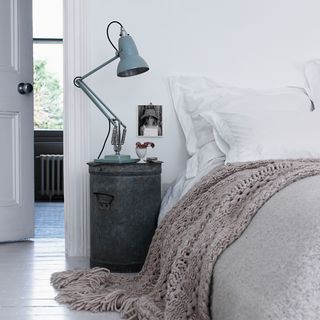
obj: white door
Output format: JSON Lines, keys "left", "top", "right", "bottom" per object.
{"left": 0, "top": 0, "right": 34, "bottom": 241}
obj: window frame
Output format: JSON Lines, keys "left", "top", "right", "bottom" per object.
{"left": 33, "top": 36, "right": 64, "bottom": 131}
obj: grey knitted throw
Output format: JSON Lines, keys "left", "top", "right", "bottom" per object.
{"left": 51, "top": 159, "right": 320, "bottom": 320}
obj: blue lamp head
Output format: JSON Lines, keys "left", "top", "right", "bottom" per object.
{"left": 117, "top": 28, "right": 149, "bottom": 77}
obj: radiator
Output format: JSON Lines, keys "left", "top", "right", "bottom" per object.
{"left": 39, "top": 154, "right": 64, "bottom": 201}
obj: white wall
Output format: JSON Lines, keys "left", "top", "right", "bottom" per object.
{"left": 85, "top": 0, "right": 320, "bottom": 190}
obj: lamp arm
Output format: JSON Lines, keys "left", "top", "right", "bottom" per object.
{"left": 79, "top": 55, "right": 119, "bottom": 81}
{"left": 73, "top": 55, "right": 128, "bottom": 157}
{"left": 75, "top": 78, "right": 126, "bottom": 128}
{"left": 73, "top": 54, "right": 126, "bottom": 129}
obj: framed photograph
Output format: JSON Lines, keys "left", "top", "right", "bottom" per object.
{"left": 137, "top": 104, "right": 163, "bottom": 137}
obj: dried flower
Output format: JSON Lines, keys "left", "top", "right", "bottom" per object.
{"left": 136, "top": 141, "right": 155, "bottom": 149}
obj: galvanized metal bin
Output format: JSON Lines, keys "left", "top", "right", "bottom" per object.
{"left": 88, "top": 162, "right": 161, "bottom": 272}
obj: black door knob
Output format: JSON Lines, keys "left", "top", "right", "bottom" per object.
{"left": 18, "top": 83, "right": 33, "bottom": 95}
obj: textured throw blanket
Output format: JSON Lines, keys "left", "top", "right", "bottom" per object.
{"left": 51, "top": 159, "right": 320, "bottom": 320}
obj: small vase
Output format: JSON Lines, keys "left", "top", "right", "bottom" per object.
{"left": 136, "top": 147, "right": 147, "bottom": 163}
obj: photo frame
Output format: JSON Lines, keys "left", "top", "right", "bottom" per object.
{"left": 137, "top": 103, "right": 163, "bottom": 137}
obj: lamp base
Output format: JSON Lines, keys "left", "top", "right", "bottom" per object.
{"left": 94, "top": 154, "right": 139, "bottom": 164}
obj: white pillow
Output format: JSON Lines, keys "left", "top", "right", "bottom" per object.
{"left": 169, "top": 76, "right": 224, "bottom": 156}
{"left": 169, "top": 76, "right": 312, "bottom": 157}
{"left": 204, "top": 108, "right": 320, "bottom": 163}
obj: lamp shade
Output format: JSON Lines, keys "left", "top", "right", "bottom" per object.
{"left": 117, "top": 35, "right": 149, "bottom": 77}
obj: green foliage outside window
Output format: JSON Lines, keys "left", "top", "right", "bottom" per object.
{"left": 33, "top": 59, "right": 63, "bottom": 129}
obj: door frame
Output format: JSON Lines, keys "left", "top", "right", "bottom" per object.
{"left": 63, "top": 0, "right": 90, "bottom": 256}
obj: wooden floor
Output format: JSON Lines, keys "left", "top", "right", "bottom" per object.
{"left": 0, "top": 239, "right": 121, "bottom": 320}
{"left": 34, "top": 203, "right": 64, "bottom": 238}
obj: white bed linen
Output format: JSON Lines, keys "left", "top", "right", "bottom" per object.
{"left": 169, "top": 76, "right": 223, "bottom": 156}
{"left": 204, "top": 108, "right": 320, "bottom": 163}
{"left": 163, "top": 75, "right": 315, "bottom": 220}
{"left": 169, "top": 76, "right": 312, "bottom": 172}
{"left": 158, "top": 155, "right": 224, "bottom": 223}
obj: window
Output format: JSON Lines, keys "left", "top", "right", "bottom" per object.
{"left": 33, "top": 0, "right": 63, "bottom": 130}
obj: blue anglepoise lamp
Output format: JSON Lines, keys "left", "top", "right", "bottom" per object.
{"left": 74, "top": 20, "right": 149, "bottom": 163}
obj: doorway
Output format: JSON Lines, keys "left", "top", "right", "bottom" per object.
{"left": 33, "top": 0, "right": 64, "bottom": 238}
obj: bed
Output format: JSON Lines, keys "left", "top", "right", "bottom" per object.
{"left": 158, "top": 72, "right": 320, "bottom": 319}
{"left": 51, "top": 66, "right": 320, "bottom": 320}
